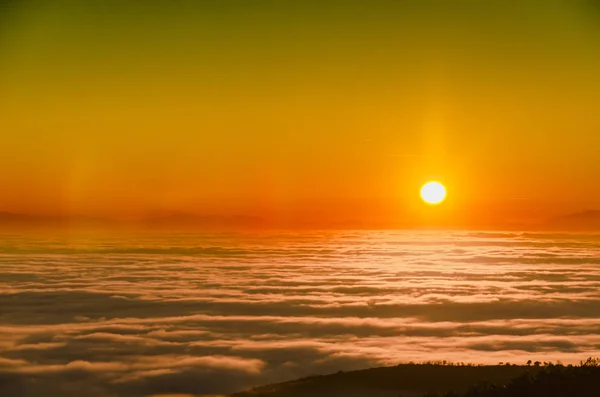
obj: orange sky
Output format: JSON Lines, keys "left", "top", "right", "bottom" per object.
{"left": 1, "top": 1, "right": 599, "bottom": 228}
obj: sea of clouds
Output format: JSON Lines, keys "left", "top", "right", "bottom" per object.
{"left": 1, "top": 230, "right": 599, "bottom": 396}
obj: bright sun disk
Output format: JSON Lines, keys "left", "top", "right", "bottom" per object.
{"left": 420, "top": 181, "right": 447, "bottom": 205}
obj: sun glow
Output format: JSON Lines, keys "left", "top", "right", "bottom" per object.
{"left": 420, "top": 181, "right": 447, "bottom": 205}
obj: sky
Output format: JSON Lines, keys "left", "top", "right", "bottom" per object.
{"left": 1, "top": 0, "right": 600, "bottom": 228}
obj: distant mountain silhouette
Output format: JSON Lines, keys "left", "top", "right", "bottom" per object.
{"left": 140, "top": 211, "right": 264, "bottom": 229}
{"left": 0, "top": 212, "right": 113, "bottom": 228}
{"left": 0, "top": 211, "right": 264, "bottom": 230}
{"left": 0, "top": 212, "right": 35, "bottom": 223}
{"left": 543, "top": 210, "right": 600, "bottom": 231}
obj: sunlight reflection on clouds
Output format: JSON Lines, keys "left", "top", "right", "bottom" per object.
{"left": 0, "top": 231, "right": 599, "bottom": 396}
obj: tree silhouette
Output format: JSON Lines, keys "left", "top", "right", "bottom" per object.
{"left": 428, "top": 358, "right": 600, "bottom": 397}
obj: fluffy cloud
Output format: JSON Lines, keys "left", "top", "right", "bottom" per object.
{"left": 0, "top": 231, "right": 599, "bottom": 396}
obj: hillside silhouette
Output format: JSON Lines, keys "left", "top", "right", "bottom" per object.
{"left": 232, "top": 359, "right": 600, "bottom": 397}
{"left": 231, "top": 362, "right": 534, "bottom": 397}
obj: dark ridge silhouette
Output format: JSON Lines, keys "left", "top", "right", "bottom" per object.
{"left": 230, "top": 362, "right": 535, "bottom": 397}
{"left": 232, "top": 359, "right": 600, "bottom": 397}
{"left": 426, "top": 357, "right": 600, "bottom": 397}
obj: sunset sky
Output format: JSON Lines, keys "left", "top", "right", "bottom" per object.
{"left": 1, "top": 0, "right": 600, "bottom": 228}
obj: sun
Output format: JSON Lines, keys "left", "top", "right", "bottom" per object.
{"left": 420, "top": 181, "right": 447, "bottom": 205}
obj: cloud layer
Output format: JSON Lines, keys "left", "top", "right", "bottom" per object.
{"left": 1, "top": 231, "right": 600, "bottom": 396}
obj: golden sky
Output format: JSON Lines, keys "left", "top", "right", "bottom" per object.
{"left": 1, "top": 1, "right": 599, "bottom": 228}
